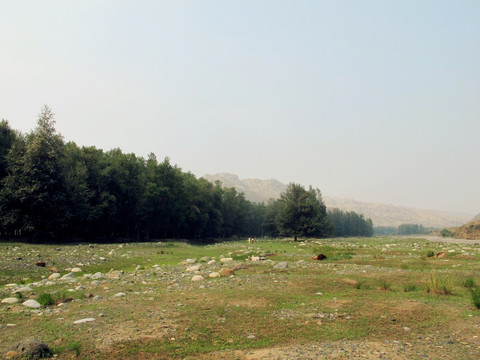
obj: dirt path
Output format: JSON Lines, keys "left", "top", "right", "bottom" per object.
{"left": 396, "top": 235, "right": 480, "bottom": 245}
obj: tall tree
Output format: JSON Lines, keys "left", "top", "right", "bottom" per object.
{"left": 276, "top": 183, "right": 332, "bottom": 240}
{"left": 0, "top": 106, "right": 69, "bottom": 240}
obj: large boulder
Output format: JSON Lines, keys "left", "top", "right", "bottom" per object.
{"left": 10, "top": 338, "right": 52, "bottom": 359}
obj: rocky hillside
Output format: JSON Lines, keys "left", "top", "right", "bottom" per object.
{"left": 202, "top": 173, "right": 473, "bottom": 228}
{"left": 455, "top": 221, "right": 480, "bottom": 240}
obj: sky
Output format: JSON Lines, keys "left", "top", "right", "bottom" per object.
{"left": 1, "top": 1, "right": 479, "bottom": 215}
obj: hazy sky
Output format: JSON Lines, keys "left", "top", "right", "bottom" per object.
{"left": 1, "top": 1, "right": 479, "bottom": 214}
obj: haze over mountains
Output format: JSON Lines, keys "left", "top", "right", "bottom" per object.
{"left": 202, "top": 173, "right": 473, "bottom": 228}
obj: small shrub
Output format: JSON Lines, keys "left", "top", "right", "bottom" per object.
{"left": 355, "top": 281, "right": 370, "bottom": 290}
{"left": 426, "top": 250, "right": 435, "bottom": 258}
{"left": 379, "top": 280, "right": 392, "bottom": 291}
{"left": 425, "top": 275, "right": 453, "bottom": 295}
{"left": 471, "top": 288, "right": 480, "bottom": 309}
{"left": 37, "top": 293, "right": 56, "bottom": 306}
{"left": 15, "top": 292, "right": 24, "bottom": 300}
{"left": 404, "top": 283, "right": 417, "bottom": 292}
{"left": 463, "top": 278, "right": 476, "bottom": 288}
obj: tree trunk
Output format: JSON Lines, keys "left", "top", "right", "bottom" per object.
{"left": 294, "top": 235, "right": 297, "bottom": 241}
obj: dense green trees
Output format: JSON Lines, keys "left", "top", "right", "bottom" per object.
{"left": 327, "top": 208, "right": 373, "bottom": 237}
{"left": 0, "top": 107, "right": 375, "bottom": 241}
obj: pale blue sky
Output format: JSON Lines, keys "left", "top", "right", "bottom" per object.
{"left": 1, "top": 1, "right": 479, "bottom": 214}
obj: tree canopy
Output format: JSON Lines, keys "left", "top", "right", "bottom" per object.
{"left": 0, "top": 107, "right": 374, "bottom": 242}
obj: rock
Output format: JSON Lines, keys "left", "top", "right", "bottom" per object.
{"left": 93, "top": 295, "right": 102, "bottom": 300}
{"left": 274, "top": 261, "right": 289, "bottom": 269}
{"left": 71, "top": 267, "right": 82, "bottom": 273}
{"left": 99, "top": 257, "right": 106, "bottom": 261}
{"left": 22, "top": 300, "right": 41, "bottom": 308}
{"left": 207, "top": 260, "right": 216, "bottom": 265}
{"left": 14, "top": 286, "right": 32, "bottom": 293}
{"left": 219, "top": 268, "right": 235, "bottom": 277}
{"left": 185, "top": 258, "right": 196, "bottom": 264}
{"left": 49, "top": 267, "right": 58, "bottom": 272}
{"left": 5, "top": 350, "right": 18, "bottom": 359}
{"left": 114, "top": 293, "right": 126, "bottom": 297}
{"left": 10, "top": 338, "right": 52, "bottom": 359}
{"left": 220, "top": 257, "right": 233, "bottom": 263}
{"left": 312, "top": 254, "right": 327, "bottom": 260}
{"left": 1, "top": 297, "right": 19, "bottom": 304}
{"left": 200, "top": 256, "right": 211, "bottom": 262}
{"left": 249, "top": 256, "right": 261, "bottom": 261}
{"left": 191, "top": 275, "right": 204, "bottom": 282}
{"left": 186, "top": 265, "right": 201, "bottom": 272}
{"left": 60, "top": 272, "right": 76, "bottom": 280}
{"left": 435, "top": 252, "right": 448, "bottom": 258}
{"left": 35, "top": 262, "right": 46, "bottom": 267}
{"left": 73, "top": 318, "right": 95, "bottom": 324}
{"left": 247, "top": 334, "right": 256, "bottom": 339}
{"left": 342, "top": 278, "right": 359, "bottom": 286}
{"left": 91, "top": 272, "right": 103, "bottom": 280}
{"left": 209, "top": 272, "right": 220, "bottom": 278}
{"left": 48, "top": 273, "right": 61, "bottom": 280}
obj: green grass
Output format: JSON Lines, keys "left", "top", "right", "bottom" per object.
{"left": 1, "top": 237, "right": 480, "bottom": 359}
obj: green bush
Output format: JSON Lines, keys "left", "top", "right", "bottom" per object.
{"left": 463, "top": 278, "right": 476, "bottom": 288}
{"left": 426, "top": 250, "right": 435, "bottom": 258}
{"left": 471, "top": 288, "right": 480, "bottom": 309}
{"left": 37, "top": 293, "right": 56, "bottom": 306}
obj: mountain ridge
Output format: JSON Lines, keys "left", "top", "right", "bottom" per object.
{"left": 202, "top": 173, "right": 473, "bottom": 228}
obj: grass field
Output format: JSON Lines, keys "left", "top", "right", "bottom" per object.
{"left": 1, "top": 237, "right": 480, "bottom": 359}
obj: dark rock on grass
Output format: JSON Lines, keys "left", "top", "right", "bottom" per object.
{"left": 312, "top": 254, "right": 327, "bottom": 261}
{"left": 35, "top": 262, "right": 46, "bottom": 267}
{"left": 10, "top": 338, "right": 52, "bottom": 359}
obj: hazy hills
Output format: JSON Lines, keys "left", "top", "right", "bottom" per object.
{"left": 202, "top": 173, "right": 473, "bottom": 228}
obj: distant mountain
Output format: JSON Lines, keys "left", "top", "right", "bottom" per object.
{"left": 472, "top": 213, "right": 480, "bottom": 222}
{"left": 202, "top": 173, "right": 473, "bottom": 228}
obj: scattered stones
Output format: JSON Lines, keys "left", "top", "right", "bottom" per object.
{"left": 209, "top": 272, "right": 220, "bottom": 278}
{"left": 71, "top": 267, "right": 82, "bottom": 273}
{"left": 1, "top": 297, "right": 19, "bottom": 304}
{"left": 435, "top": 252, "right": 448, "bottom": 258}
{"left": 73, "top": 318, "right": 96, "bottom": 324}
{"left": 191, "top": 275, "right": 204, "bottom": 282}
{"left": 35, "top": 261, "right": 46, "bottom": 267}
{"left": 114, "top": 292, "right": 127, "bottom": 297}
{"left": 312, "top": 254, "right": 327, "bottom": 260}
{"left": 220, "top": 257, "right": 233, "bottom": 263}
{"left": 9, "top": 338, "right": 52, "bottom": 359}
{"left": 200, "top": 256, "right": 211, "bottom": 262}
{"left": 219, "top": 268, "right": 235, "bottom": 277}
{"left": 274, "top": 261, "right": 289, "bottom": 269}
{"left": 22, "top": 300, "right": 41, "bottom": 308}
{"left": 247, "top": 334, "right": 256, "bottom": 339}
{"left": 207, "top": 259, "right": 217, "bottom": 265}
{"left": 185, "top": 258, "right": 196, "bottom": 264}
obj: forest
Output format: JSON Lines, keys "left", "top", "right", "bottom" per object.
{"left": 0, "top": 107, "right": 373, "bottom": 242}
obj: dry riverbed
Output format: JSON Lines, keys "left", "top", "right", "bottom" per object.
{"left": 1, "top": 237, "right": 480, "bottom": 359}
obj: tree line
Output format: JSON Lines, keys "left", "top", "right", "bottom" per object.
{"left": 0, "top": 107, "right": 373, "bottom": 242}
